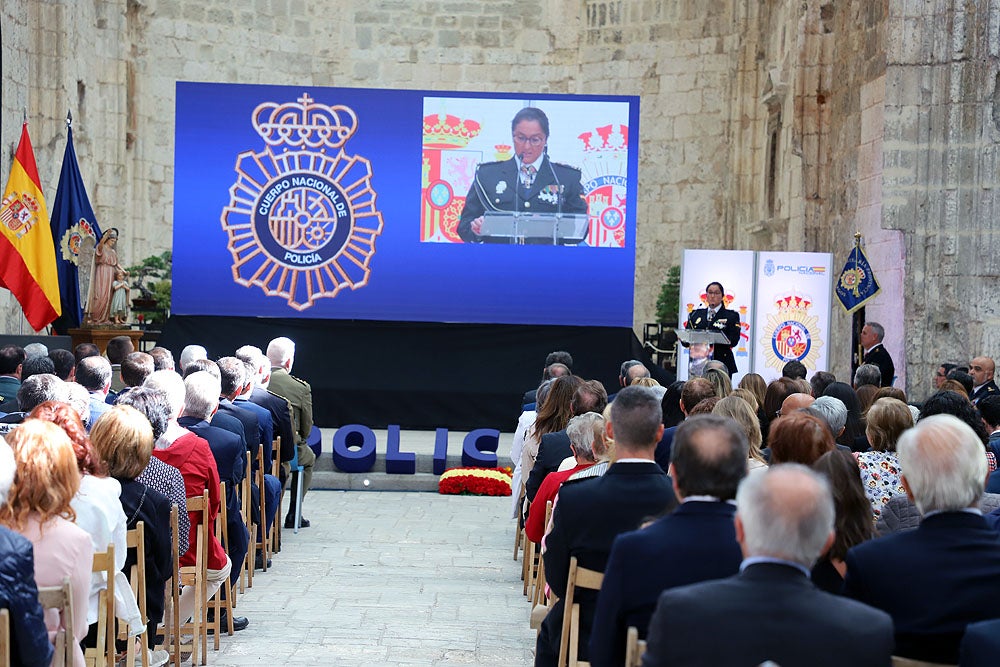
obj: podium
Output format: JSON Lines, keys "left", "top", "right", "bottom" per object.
{"left": 481, "top": 211, "right": 589, "bottom": 245}
{"left": 675, "top": 329, "right": 732, "bottom": 378}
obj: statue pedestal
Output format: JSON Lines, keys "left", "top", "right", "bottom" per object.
{"left": 67, "top": 328, "right": 145, "bottom": 355}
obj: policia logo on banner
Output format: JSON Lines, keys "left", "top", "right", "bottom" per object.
{"left": 221, "top": 94, "right": 384, "bottom": 311}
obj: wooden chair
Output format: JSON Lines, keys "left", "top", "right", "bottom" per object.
{"left": 513, "top": 483, "right": 525, "bottom": 561}
{"left": 212, "top": 482, "right": 235, "bottom": 647}
{"left": 157, "top": 504, "right": 181, "bottom": 667}
{"left": 122, "top": 522, "right": 150, "bottom": 667}
{"left": 254, "top": 443, "right": 269, "bottom": 573}
{"left": 84, "top": 545, "right": 116, "bottom": 667}
{"left": 558, "top": 556, "right": 604, "bottom": 667}
{"left": 0, "top": 607, "right": 9, "bottom": 667}
{"left": 239, "top": 455, "right": 254, "bottom": 593}
{"left": 179, "top": 492, "right": 209, "bottom": 665}
{"left": 625, "top": 626, "right": 647, "bottom": 667}
{"left": 36, "top": 578, "right": 74, "bottom": 667}
{"left": 271, "top": 437, "right": 282, "bottom": 553}
{"left": 891, "top": 657, "right": 957, "bottom": 667}
{"left": 529, "top": 501, "right": 553, "bottom": 630}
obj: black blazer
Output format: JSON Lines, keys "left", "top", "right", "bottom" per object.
{"left": 845, "top": 511, "right": 1000, "bottom": 663}
{"left": 643, "top": 562, "right": 894, "bottom": 667}
{"left": 540, "top": 462, "right": 676, "bottom": 665}
{"left": 218, "top": 399, "right": 260, "bottom": 453}
{"left": 250, "top": 386, "right": 295, "bottom": 463}
{"left": 589, "top": 501, "right": 742, "bottom": 667}
{"left": 863, "top": 344, "right": 895, "bottom": 387}
{"left": 971, "top": 380, "right": 1000, "bottom": 404}
{"left": 685, "top": 306, "right": 741, "bottom": 376}
{"left": 525, "top": 430, "right": 572, "bottom": 503}
{"left": 118, "top": 478, "right": 172, "bottom": 625}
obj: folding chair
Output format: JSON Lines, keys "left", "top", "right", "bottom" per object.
{"left": 212, "top": 482, "right": 235, "bottom": 647}
{"left": 36, "top": 578, "right": 74, "bottom": 667}
{"left": 529, "top": 501, "right": 554, "bottom": 630}
{"left": 558, "top": 556, "right": 604, "bottom": 667}
{"left": 84, "top": 545, "right": 116, "bottom": 667}
{"left": 271, "top": 438, "right": 282, "bottom": 553}
{"left": 513, "top": 483, "right": 526, "bottom": 561}
{"left": 179, "top": 492, "right": 209, "bottom": 665}
{"left": 253, "top": 443, "right": 269, "bottom": 574}
{"left": 122, "top": 522, "right": 150, "bottom": 667}
{"left": 625, "top": 626, "right": 647, "bottom": 667}
{"left": 0, "top": 608, "right": 9, "bottom": 667}
{"left": 156, "top": 504, "right": 181, "bottom": 667}
{"left": 239, "top": 455, "right": 254, "bottom": 593}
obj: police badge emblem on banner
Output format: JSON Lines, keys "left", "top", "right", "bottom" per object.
{"left": 836, "top": 242, "right": 880, "bottom": 314}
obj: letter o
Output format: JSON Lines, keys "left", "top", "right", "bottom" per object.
{"left": 332, "top": 424, "right": 377, "bottom": 473}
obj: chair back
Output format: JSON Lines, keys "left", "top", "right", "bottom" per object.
{"left": 85, "top": 544, "right": 116, "bottom": 667}
{"left": 255, "top": 443, "right": 269, "bottom": 571}
{"left": 625, "top": 626, "right": 647, "bottom": 667}
{"left": 558, "top": 556, "right": 604, "bottom": 667}
{"left": 891, "top": 657, "right": 957, "bottom": 667}
{"left": 158, "top": 503, "right": 181, "bottom": 667}
{"left": 0, "top": 607, "right": 9, "bottom": 667}
{"left": 36, "top": 578, "right": 74, "bottom": 667}
{"left": 271, "top": 437, "right": 282, "bottom": 553}
{"left": 212, "top": 481, "right": 235, "bottom": 646}
{"left": 181, "top": 491, "right": 210, "bottom": 665}
{"left": 123, "top": 522, "right": 149, "bottom": 667}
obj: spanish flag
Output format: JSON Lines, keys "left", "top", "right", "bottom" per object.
{"left": 0, "top": 122, "right": 60, "bottom": 330}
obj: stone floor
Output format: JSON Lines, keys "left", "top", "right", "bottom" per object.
{"left": 211, "top": 489, "right": 535, "bottom": 666}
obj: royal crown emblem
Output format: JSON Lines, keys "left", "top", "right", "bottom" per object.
{"left": 760, "top": 291, "right": 824, "bottom": 371}
{"left": 221, "top": 93, "right": 383, "bottom": 310}
{"left": 579, "top": 123, "right": 629, "bottom": 247}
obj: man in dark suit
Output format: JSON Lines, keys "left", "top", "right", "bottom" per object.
{"left": 860, "top": 321, "right": 895, "bottom": 387}
{"left": 684, "top": 282, "right": 742, "bottom": 376}
{"left": 458, "top": 107, "right": 587, "bottom": 244}
{"left": 969, "top": 356, "right": 999, "bottom": 404}
{"left": 236, "top": 346, "right": 296, "bottom": 466}
{"left": 521, "top": 351, "right": 574, "bottom": 408}
{"left": 536, "top": 386, "right": 677, "bottom": 667}
{"left": 524, "top": 380, "right": 608, "bottom": 505}
{"left": 643, "top": 464, "right": 894, "bottom": 667}
{"left": 653, "top": 378, "right": 716, "bottom": 471}
{"left": 590, "top": 414, "right": 746, "bottom": 666}
{"left": 844, "top": 414, "right": 1000, "bottom": 664}
{"left": 178, "top": 371, "right": 249, "bottom": 600}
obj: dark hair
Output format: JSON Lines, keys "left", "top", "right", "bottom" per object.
{"left": 121, "top": 352, "right": 154, "bottom": 388}
{"left": 763, "top": 377, "right": 798, "bottom": 422}
{"left": 782, "top": 360, "right": 807, "bottom": 380}
{"left": 856, "top": 384, "right": 880, "bottom": 416}
{"left": 919, "top": 390, "right": 990, "bottom": 444}
{"left": 946, "top": 369, "right": 974, "bottom": 395}
{"left": 511, "top": 107, "right": 549, "bottom": 137}
{"left": 73, "top": 342, "right": 100, "bottom": 363}
{"left": 0, "top": 345, "right": 25, "bottom": 375}
{"left": 105, "top": 335, "right": 135, "bottom": 364}
{"left": 821, "top": 382, "right": 865, "bottom": 449}
{"left": 20, "top": 355, "right": 55, "bottom": 381}
{"left": 812, "top": 450, "right": 872, "bottom": 560}
{"left": 938, "top": 362, "right": 957, "bottom": 377}
{"left": 182, "top": 358, "right": 220, "bottom": 379}
{"left": 689, "top": 397, "right": 720, "bottom": 415}
{"left": 544, "top": 350, "right": 573, "bottom": 370}
{"left": 116, "top": 386, "right": 171, "bottom": 441}
{"left": 75, "top": 356, "right": 112, "bottom": 392}
{"left": 875, "top": 386, "right": 907, "bottom": 403}
{"left": 610, "top": 385, "right": 663, "bottom": 448}
{"left": 705, "top": 281, "right": 724, "bottom": 296}
{"left": 671, "top": 415, "right": 748, "bottom": 500}
{"left": 533, "top": 375, "right": 584, "bottom": 437}
{"left": 810, "top": 371, "right": 836, "bottom": 398}
{"left": 217, "top": 357, "right": 246, "bottom": 396}
{"left": 979, "top": 395, "right": 1000, "bottom": 429}
{"left": 148, "top": 347, "right": 175, "bottom": 371}
{"left": 768, "top": 412, "right": 835, "bottom": 466}
{"left": 620, "top": 360, "right": 648, "bottom": 385}
{"left": 681, "top": 378, "right": 715, "bottom": 414}
{"left": 661, "top": 381, "right": 686, "bottom": 428}
{"left": 572, "top": 380, "right": 608, "bottom": 416}
{"left": 48, "top": 349, "right": 76, "bottom": 380}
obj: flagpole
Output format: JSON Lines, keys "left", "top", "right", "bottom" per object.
{"left": 852, "top": 231, "right": 863, "bottom": 376}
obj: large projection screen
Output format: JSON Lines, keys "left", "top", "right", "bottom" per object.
{"left": 172, "top": 82, "right": 639, "bottom": 327}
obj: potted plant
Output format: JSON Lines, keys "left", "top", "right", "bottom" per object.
{"left": 127, "top": 251, "right": 171, "bottom": 324}
{"left": 655, "top": 265, "right": 681, "bottom": 326}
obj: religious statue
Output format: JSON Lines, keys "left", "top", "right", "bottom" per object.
{"left": 110, "top": 269, "right": 130, "bottom": 325}
{"left": 85, "top": 227, "right": 126, "bottom": 325}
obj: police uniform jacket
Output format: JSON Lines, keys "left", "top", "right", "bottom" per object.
{"left": 268, "top": 367, "right": 313, "bottom": 447}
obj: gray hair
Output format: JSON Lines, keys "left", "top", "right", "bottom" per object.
{"left": 0, "top": 436, "right": 13, "bottom": 504}
{"left": 620, "top": 360, "right": 649, "bottom": 382}
{"left": 182, "top": 371, "right": 222, "bottom": 421}
{"left": 23, "top": 342, "right": 48, "bottom": 360}
{"left": 566, "top": 412, "right": 606, "bottom": 462}
{"left": 864, "top": 321, "right": 885, "bottom": 342}
{"left": 853, "top": 363, "right": 882, "bottom": 388}
{"left": 736, "top": 464, "right": 835, "bottom": 567}
{"left": 64, "top": 382, "right": 92, "bottom": 427}
{"left": 897, "top": 414, "right": 988, "bottom": 514}
{"left": 235, "top": 345, "right": 266, "bottom": 383}
{"left": 266, "top": 337, "right": 295, "bottom": 367}
{"left": 179, "top": 344, "right": 207, "bottom": 372}
{"left": 806, "top": 396, "right": 848, "bottom": 435}
{"left": 17, "top": 374, "right": 67, "bottom": 412}
{"left": 144, "top": 370, "right": 187, "bottom": 419}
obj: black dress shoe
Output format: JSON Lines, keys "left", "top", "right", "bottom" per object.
{"left": 254, "top": 553, "right": 272, "bottom": 570}
{"left": 284, "top": 515, "right": 310, "bottom": 529}
{"left": 207, "top": 610, "right": 249, "bottom": 633}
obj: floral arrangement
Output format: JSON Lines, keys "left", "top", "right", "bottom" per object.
{"left": 438, "top": 466, "right": 513, "bottom": 496}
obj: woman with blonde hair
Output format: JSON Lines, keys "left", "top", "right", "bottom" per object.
{"left": 713, "top": 395, "right": 767, "bottom": 473}
{"left": 0, "top": 420, "right": 91, "bottom": 667}
{"left": 704, "top": 368, "right": 732, "bottom": 400}
{"left": 856, "top": 397, "right": 914, "bottom": 519}
{"left": 738, "top": 373, "right": 767, "bottom": 413}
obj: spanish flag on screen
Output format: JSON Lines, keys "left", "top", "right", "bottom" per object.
{"left": 0, "top": 122, "right": 60, "bottom": 331}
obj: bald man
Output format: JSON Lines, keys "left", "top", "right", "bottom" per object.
{"left": 969, "top": 357, "right": 998, "bottom": 405}
{"left": 781, "top": 393, "right": 815, "bottom": 416}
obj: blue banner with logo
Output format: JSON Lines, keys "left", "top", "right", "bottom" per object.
{"left": 835, "top": 244, "right": 880, "bottom": 314}
{"left": 172, "top": 82, "right": 639, "bottom": 327}
{"left": 50, "top": 125, "right": 102, "bottom": 330}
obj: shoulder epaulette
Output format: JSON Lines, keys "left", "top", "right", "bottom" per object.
{"left": 552, "top": 161, "right": 582, "bottom": 173}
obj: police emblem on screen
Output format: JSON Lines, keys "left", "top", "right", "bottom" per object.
{"left": 759, "top": 292, "right": 824, "bottom": 371}
{"left": 221, "top": 94, "right": 383, "bottom": 310}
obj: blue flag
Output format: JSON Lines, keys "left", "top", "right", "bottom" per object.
{"left": 50, "top": 125, "right": 102, "bottom": 330}
{"left": 835, "top": 244, "right": 880, "bottom": 313}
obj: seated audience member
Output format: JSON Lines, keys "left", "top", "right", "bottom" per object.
{"left": 0, "top": 374, "right": 67, "bottom": 434}
{"left": 522, "top": 350, "right": 574, "bottom": 407}
{"left": 856, "top": 383, "right": 880, "bottom": 418}
{"left": 120, "top": 351, "right": 155, "bottom": 389}
{"left": 780, "top": 392, "right": 814, "bottom": 416}
{"left": 0, "top": 435, "right": 53, "bottom": 667}
{"left": 945, "top": 370, "right": 974, "bottom": 397}
{"left": 48, "top": 348, "right": 76, "bottom": 381}
{"left": 655, "top": 378, "right": 715, "bottom": 470}
{"left": 804, "top": 395, "right": 848, "bottom": 440}
{"left": 687, "top": 396, "right": 719, "bottom": 415}
{"left": 591, "top": 415, "right": 745, "bottom": 666}
{"left": 116, "top": 386, "right": 190, "bottom": 556}
{"left": 73, "top": 343, "right": 100, "bottom": 363}
{"left": 875, "top": 386, "right": 907, "bottom": 403}
{"left": 537, "top": 386, "right": 677, "bottom": 667}
{"left": 767, "top": 411, "right": 835, "bottom": 466}
{"left": 659, "top": 381, "right": 685, "bottom": 429}
{"left": 703, "top": 368, "right": 731, "bottom": 400}
{"left": 856, "top": 397, "right": 913, "bottom": 519}
{"left": 822, "top": 381, "right": 866, "bottom": 451}
{"left": 630, "top": 376, "right": 665, "bottom": 401}
{"left": 845, "top": 415, "right": 1000, "bottom": 664}
{"left": 31, "top": 402, "right": 143, "bottom": 645}
{"left": 178, "top": 344, "right": 208, "bottom": 373}
{"left": 510, "top": 379, "right": 553, "bottom": 518}
{"left": 782, "top": 360, "right": 807, "bottom": 380}
{"left": 20, "top": 355, "right": 55, "bottom": 382}
{"left": 642, "top": 465, "right": 893, "bottom": 666}
{"left": 142, "top": 370, "right": 246, "bottom": 631}
{"left": 0, "top": 420, "right": 92, "bottom": 667}
{"left": 235, "top": 345, "right": 296, "bottom": 467}
{"left": 729, "top": 387, "right": 758, "bottom": 412}
{"left": 525, "top": 412, "right": 606, "bottom": 543}
{"left": 760, "top": 377, "right": 798, "bottom": 444}
{"left": 713, "top": 395, "right": 767, "bottom": 474}
{"left": 147, "top": 346, "right": 175, "bottom": 372}
{"left": 980, "top": 396, "right": 1000, "bottom": 491}
{"left": 22, "top": 342, "right": 47, "bottom": 360}
{"left": 853, "top": 363, "right": 882, "bottom": 389}
{"left": 619, "top": 360, "right": 650, "bottom": 389}
{"left": 105, "top": 335, "right": 135, "bottom": 394}
{"left": 934, "top": 362, "right": 957, "bottom": 391}
{"left": 520, "top": 375, "right": 584, "bottom": 498}
{"left": 90, "top": 405, "right": 172, "bottom": 662}
{"left": 810, "top": 450, "right": 873, "bottom": 593}
{"left": 920, "top": 390, "right": 992, "bottom": 458}
{"left": 0, "top": 345, "right": 25, "bottom": 411}
{"left": 810, "top": 370, "right": 836, "bottom": 398}
{"left": 738, "top": 373, "right": 767, "bottom": 412}
{"left": 76, "top": 356, "right": 114, "bottom": 428}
